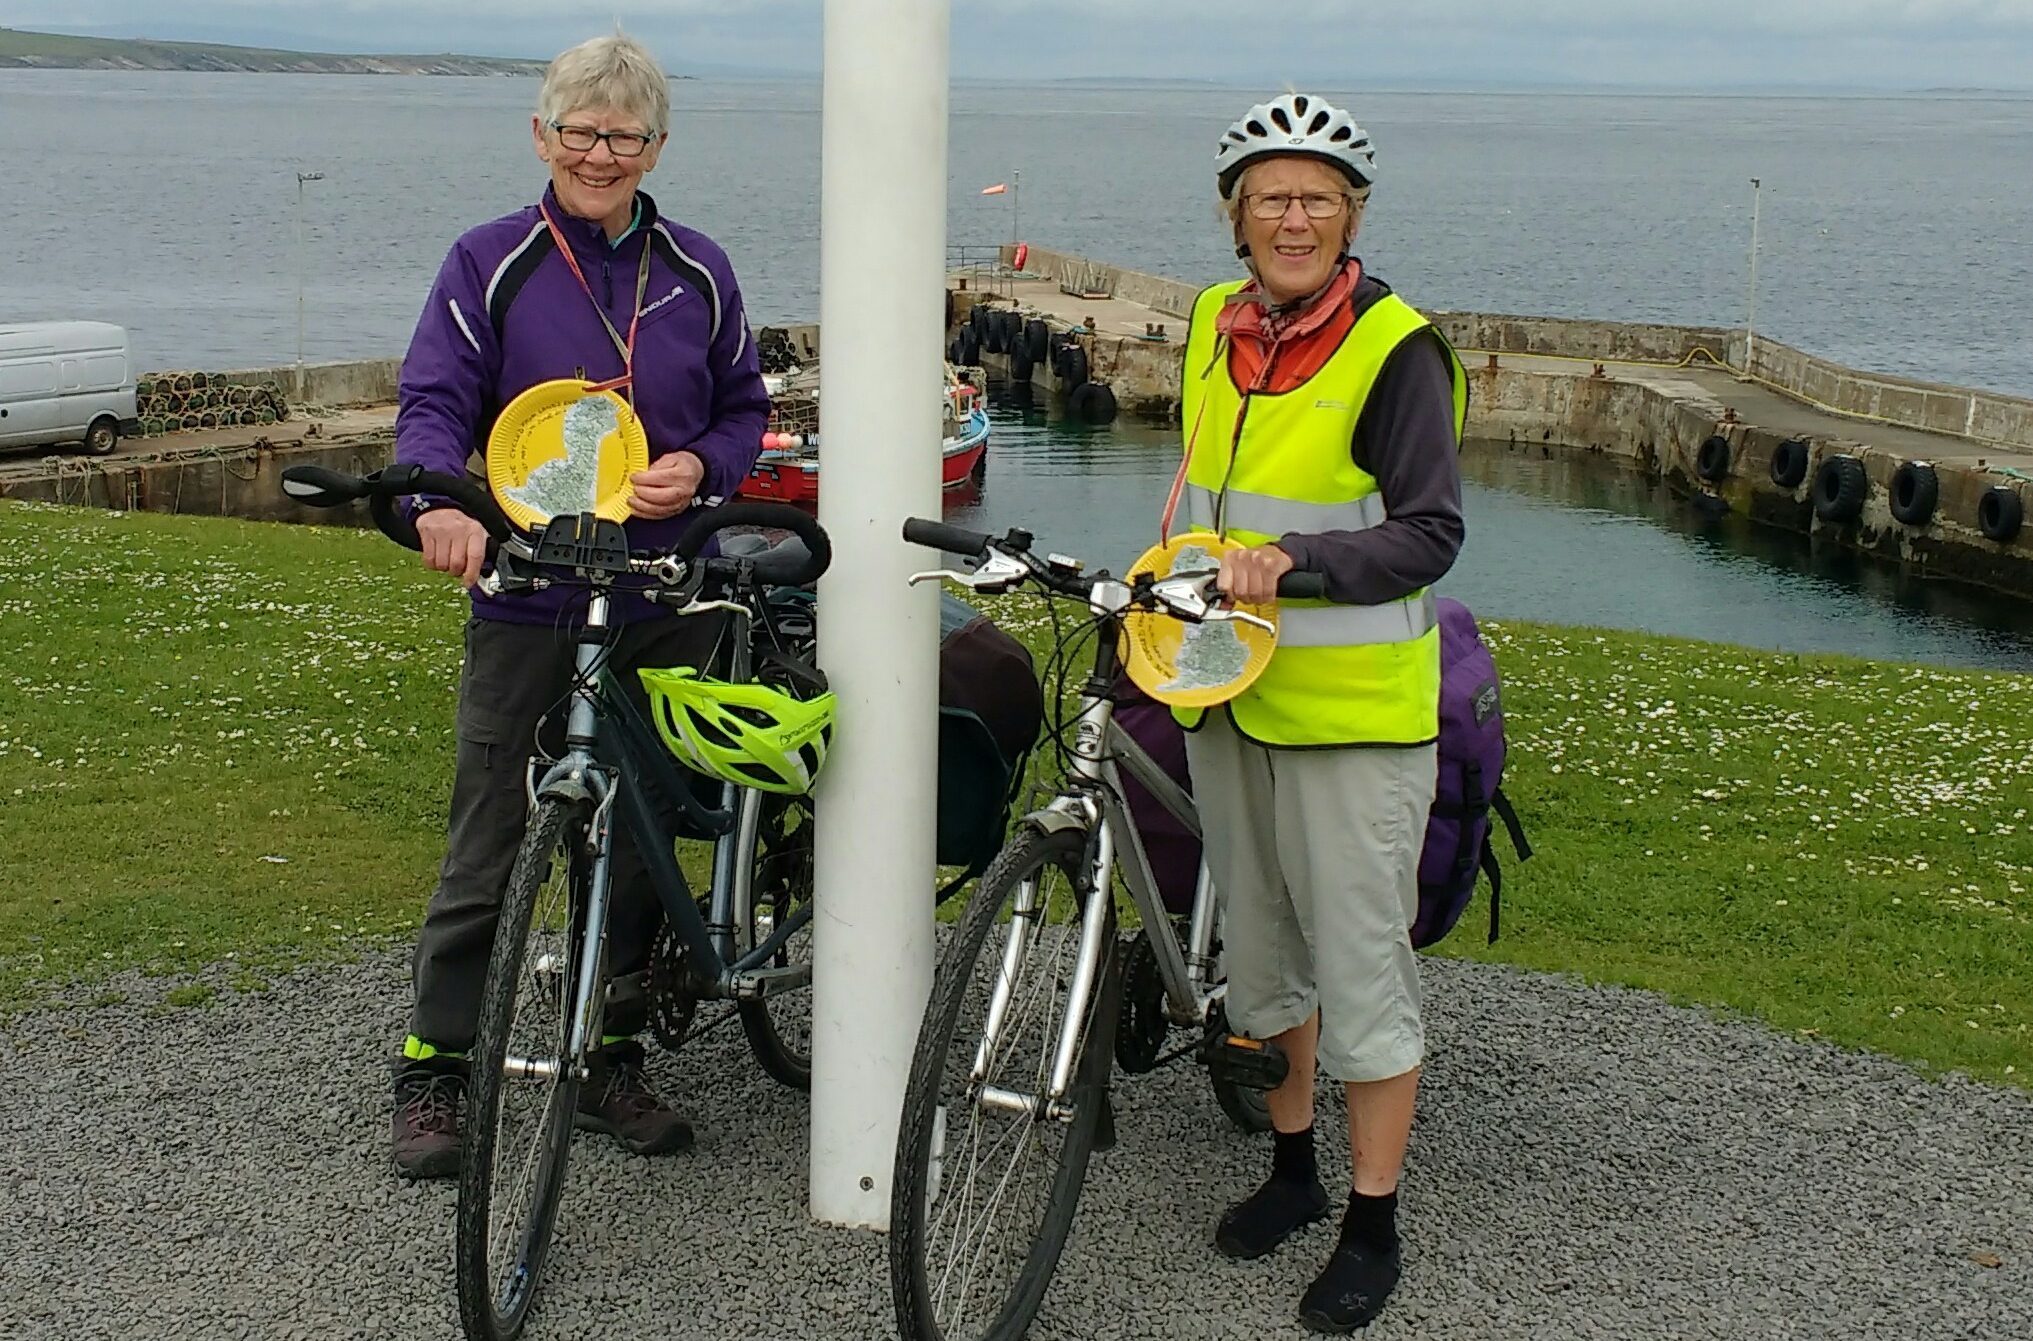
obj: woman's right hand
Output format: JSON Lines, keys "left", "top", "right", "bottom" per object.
{"left": 417, "top": 508, "right": 490, "bottom": 589}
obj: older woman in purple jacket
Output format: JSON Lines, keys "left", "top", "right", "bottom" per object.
{"left": 387, "top": 31, "right": 769, "bottom": 1180}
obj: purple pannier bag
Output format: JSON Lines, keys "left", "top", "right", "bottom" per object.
{"left": 1111, "top": 597, "right": 1531, "bottom": 941}
{"left": 1412, "top": 597, "right": 1530, "bottom": 949}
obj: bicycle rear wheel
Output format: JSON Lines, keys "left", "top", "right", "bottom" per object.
{"left": 890, "top": 825, "right": 1120, "bottom": 1341}
{"left": 457, "top": 797, "right": 591, "bottom": 1341}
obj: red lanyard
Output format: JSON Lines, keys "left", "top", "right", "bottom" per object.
{"left": 539, "top": 198, "right": 652, "bottom": 404}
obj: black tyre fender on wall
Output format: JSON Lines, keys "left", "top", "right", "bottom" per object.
{"left": 1068, "top": 381, "right": 1117, "bottom": 424}
{"left": 1812, "top": 455, "right": 1869, "bottom": 524}
{"left": 1770, "top": 438, "right": 1810, "bottom": 489}
{"left": 1695, "top": 434, "right": 1731, "bottom": 482}
{"left": 1979, "top": 486, "right": 2025, "bottom": 543}
{"left": 1889, "top": 462, "right": 1939, "bottom": 527}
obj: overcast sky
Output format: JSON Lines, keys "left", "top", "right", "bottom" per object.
{"left": 12, "top": 0, "right": 2033, "bottom": 89}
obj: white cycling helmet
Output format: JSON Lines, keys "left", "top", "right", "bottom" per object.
{"left": 1216, "top": 93, "right": 1377, "bottom": 200}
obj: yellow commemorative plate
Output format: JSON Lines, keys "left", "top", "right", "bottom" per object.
{"left": 486, "top": 379, "right": 651, "bottom": 529}
{"left": 1119, "top": 533, "right": 1278, "bottom": 708}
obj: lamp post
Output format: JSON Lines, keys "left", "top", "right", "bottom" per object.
{"left": 1743, "top": 176, "right": 1761, "bottom": 378}
{"left": 295, "top": 171, "right": 325, "bottom": 402}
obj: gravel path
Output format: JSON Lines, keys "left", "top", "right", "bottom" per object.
{"left": 2, "top": 950, "right": 2028, "bottom": 1341}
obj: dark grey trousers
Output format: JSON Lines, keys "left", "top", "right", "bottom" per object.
{"left": 408, "top": 611, "right": 728, "bottom": 1054}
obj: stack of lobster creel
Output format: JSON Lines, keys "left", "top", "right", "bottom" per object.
{"left": 948, "top": 304, "right": 1118, "bottom": 425}
{"left": 134, "top": 372, "right": 291, "bottom": 437}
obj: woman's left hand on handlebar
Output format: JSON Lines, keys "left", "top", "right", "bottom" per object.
{"left": 1219, "top": 542, "right": 1295, "bottom": 606}
{"left": 629, "top": 450, "right": 707, "bottom": 520}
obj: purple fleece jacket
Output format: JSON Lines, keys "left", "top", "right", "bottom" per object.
{"left": 395, "top": 185, "right": 769, "bottom": 625}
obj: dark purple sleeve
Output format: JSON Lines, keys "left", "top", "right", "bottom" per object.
{"left": 681, "top": 255, "right": 770, "bottom": 507}
{"left": 1275, "top": 329, "right": 1465, "bottom": 605}
{"left": 396, "top": 240, "right": 496, "bottom": 482}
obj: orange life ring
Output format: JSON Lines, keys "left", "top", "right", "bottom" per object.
{"left": 1012, "top": 242, "right": 1029, "bottom": 271}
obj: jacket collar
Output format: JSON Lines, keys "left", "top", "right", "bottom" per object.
{"left": 540, "top": 184, "right": 658, "bottom": 253}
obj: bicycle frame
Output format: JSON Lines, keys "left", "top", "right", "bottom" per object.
{"left": 521, "top": 590, "right": 819, "bottom": 1076}
{"left": 972, "top": 579, "right": 1228, "bottom": 1114}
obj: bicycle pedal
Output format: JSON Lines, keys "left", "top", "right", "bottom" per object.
{"left": 1197, "top": 1032, "right": 1289, "bottom": 1092}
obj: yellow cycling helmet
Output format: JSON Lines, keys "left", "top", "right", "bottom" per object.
{"left": 638, "top": 664, "right": 836, "bottom": 796}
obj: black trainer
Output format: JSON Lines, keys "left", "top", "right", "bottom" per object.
{"left": 1298, "top": 1236, "right": 1402, "bottom": 1333}
{"left": 1214, "top": 1172, "right": 1331, "bottom": 1259}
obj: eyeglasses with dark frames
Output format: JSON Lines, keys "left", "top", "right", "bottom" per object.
{"left": 549, "top": 121, "right": 655, "bottom": 158}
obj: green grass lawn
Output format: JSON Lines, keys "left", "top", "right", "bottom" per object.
{"left": 2, "top": 500, "right": 2028, "bottom": 1086}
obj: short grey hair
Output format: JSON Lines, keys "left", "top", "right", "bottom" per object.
{"left": 537, "top": 32, "right": 670, "bottom": 136}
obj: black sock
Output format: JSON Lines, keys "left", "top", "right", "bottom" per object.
{"left": 1340, "top": 1189, "right": 1399, "bottom": 1254}
{"left": 1272, "top": 1124, "right": 1318, "bottom": 1185}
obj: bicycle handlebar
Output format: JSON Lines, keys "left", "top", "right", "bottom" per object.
{"left": 902, "top": 516, "right": 1329, "bottom": 603}
{"left": 678, "top": 501, "right": 831, "bottom": 587}
{"left": 280, "top": 464, "right": 833, "bottom": 593}
{"left": 281, "top": 463, "right": 514, "bottom": 550}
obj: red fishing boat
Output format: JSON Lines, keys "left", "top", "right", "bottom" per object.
{"left": 741, "top": 364, "right": 990, "bottom": 507}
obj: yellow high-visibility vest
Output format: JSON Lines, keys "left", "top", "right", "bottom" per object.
{"left": 1175, "top": 279, "right": 1466, "bottom": 746}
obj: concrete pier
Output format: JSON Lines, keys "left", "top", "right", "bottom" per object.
{"left": 949, "top": 246, "right": 2033, "bottom": 600}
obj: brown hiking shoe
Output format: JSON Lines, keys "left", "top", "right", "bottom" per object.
{"left": 391, "top": 1056, "right": 466, "bottom": 1181}
{"left": 575, "top": 1039, "right": 694, "bottom": 1155}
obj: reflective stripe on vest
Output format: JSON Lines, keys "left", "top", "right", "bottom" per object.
{"left": 1173, "top": 279, "right": 1467, "bottom": 748}
{"left": 1278, "top": 589, "right": 1439, "bottom": 648}
{"left": 1184, "top": 483, "right": 1389, "bottom": 537}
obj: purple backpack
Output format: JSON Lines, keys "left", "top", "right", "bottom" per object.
{"left": 1113, "top": 596, "right": 1531, "bottom": 941}
{"left": 1412, "top": 597, "right": 1531, "bottom": 948}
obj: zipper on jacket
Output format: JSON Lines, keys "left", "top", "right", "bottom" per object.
{"left": 602, "top": 258, "right": 613, "bottom": 309}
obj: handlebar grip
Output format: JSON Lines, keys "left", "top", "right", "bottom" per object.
{"left": 676, "top": 501, "right": 833, "bottom": 586}
{"left": 279, "top": 465, "right": 367, "bottom": 507}
{"left": 1278, "top": 571, "right": 1328, "bottom": 601}
{"left": 901, "top": 517, "right": 992, "bottom": 559}
{"left": 371, "top": 464, "right": 514, "bottom": 544}
{"left": 370, "top": 492, "right": 424, "bottom": 553}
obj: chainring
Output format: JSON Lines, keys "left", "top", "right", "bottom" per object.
{"left": 645, "top": 920, "right": 698, "bottom": 1054}
{"left": 1113, "top": 930, "right": 1170, "bottom": 1074}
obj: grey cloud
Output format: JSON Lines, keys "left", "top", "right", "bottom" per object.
{"left": 13, "top": 0, "right": 2033, "bottom": 86}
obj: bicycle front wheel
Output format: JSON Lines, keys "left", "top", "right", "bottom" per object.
{"left": 890, "top": 825, "right": 1119, "bottom": 1341}
{"left": 736, "top": 788, "right": 816, "bottom": 1088}
{"left": 457, "top": 797, "right": 591, "bottom": 1341}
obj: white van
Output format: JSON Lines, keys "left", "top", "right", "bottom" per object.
{"left": 0, "top": 321, "right": 140, "bottom": 456}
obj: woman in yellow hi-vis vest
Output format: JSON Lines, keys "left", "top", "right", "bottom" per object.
{"left": 1180, "top": 94, "right": 1467, "bottom": 1335}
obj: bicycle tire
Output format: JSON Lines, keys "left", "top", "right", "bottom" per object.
{"left": 890, "top": 825, "right": 1120, "bottom": 1341}
{"left": 456, "top": 797, "right": 591, "bottom": 1341}
{"left": 737, "top": 788, "right": 816, "bottom": 1089}
{"left": 1209, "top": 1070, "right": 1273, "bottom": 1135}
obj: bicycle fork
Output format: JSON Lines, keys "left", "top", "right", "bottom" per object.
{"left": 971, "top": 816, "right": 1114, "bottom": 1124}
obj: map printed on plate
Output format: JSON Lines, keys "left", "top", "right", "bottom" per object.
{"left": 502, "top": 395, "right": 616, "bottom": 518}
{"left": 485, "top": 380, "right": 651, "bottom": 529}
{"left": 1162, "top": 543, "right": 1251, "bottom": 693}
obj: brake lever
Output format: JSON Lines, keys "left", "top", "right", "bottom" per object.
{"left": 1152, "top": 571, "right": 1276, "bottom": 635}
